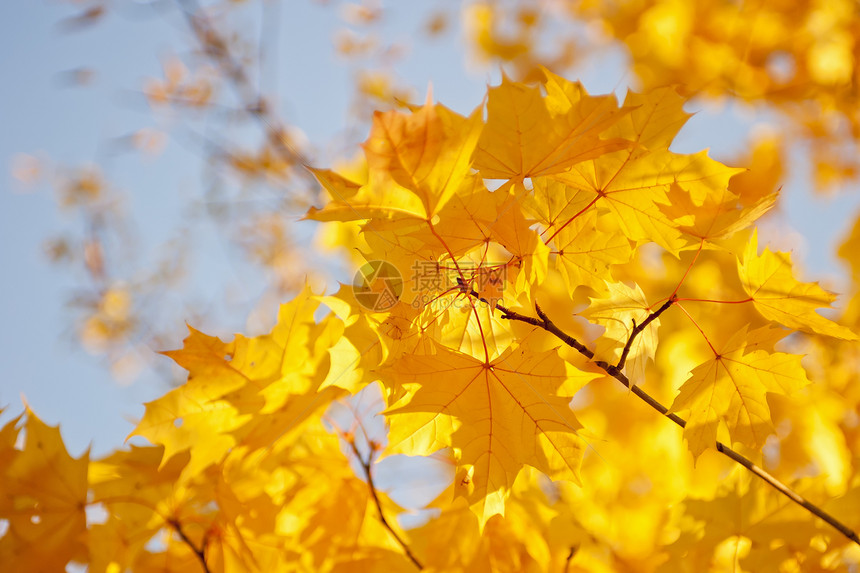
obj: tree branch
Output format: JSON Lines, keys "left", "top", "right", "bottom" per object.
{"left": 168, "top": 517, "right": 211, "bottom": 573}
{"left": 496, "top": 301, "right": 860, "bottom": 547}
{"left": 616, "top": 295, "right": 676, "bottom": 370}
{"left": 563, "top": 546, "right": 577, "bottom": 573}
{"left": 347, "top": 440, "right": 425, "bottom": 570}
{"left": 496, "top": 302, "right": 595, "bottom": 359}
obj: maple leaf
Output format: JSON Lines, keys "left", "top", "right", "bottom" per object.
{"left": 0, "top": 410, "right": 88, "bottom": 573}
{"left": 738, "top": 230, "right": 858, "bottom": 340}
{"left": 610, "top": 86, "right": 691, "bottom": 152}
{"left": 538, "top": 85, "right": 744, "bottom": 254}
{"left": 487, "top": 193, "right": 550, "bottom": 295}
{"left": 306, "top": 165, "right": 427, "bottom": 221}
{"left": 659, "top": 183, "right": 776, "bottom": 241}
{"left": 364, "top": 97, "right": 483, "bottom": 218}
{"left": 129, "top": 286, "right": 345, "bottom": 473}
{"left": 554, "top": 149, "right": 743, "bottom": 254}
{"left": 552, "top": 210, "right": 633, "bottom": 295}
{"left": 473, "top": 70, "right": 633, "bottom": 180}
{"left": 88, "top": 445, "right": 191, "bottom": 571}
{"left": 663, "top": 476, "right": 828, "bottom": 572}
{"left": 669, "top": 325, "right": 810, "bottom": 459}
{"left": 382, "top": 342, "right": 598, "bottom": 526}
{"left": 582, "top": 280, "right": 659, "bottom": 381}
{"left": 307, "top": 99, "right": 482, "bottom": 222}
{"left": 322, "top": 283, "right": 429, "bottom": 375}
{"left": 525, "top": 176, "right": 595, "bottom": 232}
{"left": 391, "top": 174, "right": 504, "bottom": 260}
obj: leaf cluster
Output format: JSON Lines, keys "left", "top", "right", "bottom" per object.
{"left": 6, "top": 68, "right": 860, "bottom": 571}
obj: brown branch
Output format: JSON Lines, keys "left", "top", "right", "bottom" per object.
{"left": 496, "top": 301, "right": 860, "bottom": 547}
{"left": 348, "top": 440, "right": 424, "bottom": 570}
{"left": 563, "top": 546, "right": 577, "bottom": 573}
{"left": 497, "top": 303, "right": 594, "bottom": 359}
{"left": 168, "top": 518, "right": 211, "bottom": 573}
{"left": 616, "top": 295, "right": 676, "bottom": 370}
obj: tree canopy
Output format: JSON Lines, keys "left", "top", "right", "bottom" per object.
{"left": 5, "top": 1, "right": 860, "bottom": 571}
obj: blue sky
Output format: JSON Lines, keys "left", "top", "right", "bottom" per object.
{"left": 2, "top": 0, "right": 859, "bottom": 464}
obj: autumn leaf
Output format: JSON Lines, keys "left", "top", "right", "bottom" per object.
{"left": 551, "top": 210, "right": 633, "bottom": 295}
{"left": 308, "top": 99, "right": 482, "bottom": 222}
{"left": 663, "top": 476, "right": 827, "bottom": 572}
{"left": 739, "top": 230, "right": 858, "bottom": 340}
{"left": 382, "top": 342, "right": 598, "bottom": 526}
{"left": 486, "top": 193, "right": 550, "bottom": 295}
{"left": 553, "top": 149, "right": 743, "bottom": 254}
{"left": 129, "top": 286, "right": 343, "bottom": 473}
{"left": 364, "top": 97, "right": 483, "bottom": 217}
{"left": 525, "top": 176, "right": 595, "bottom": 234}
{"left": 0, "top": 411, "right": 88, "bottom": 573}
{"left": 659, "top": 183, "right": 776, "bottom": 241}
{"left": 669, "top": 325, "right": 810, "bottom": 459}
{"left": 610, "top": 86, "right": 691, "bottom": 152}
{"left": 306, "top": 165, "right": 427, "bottom": 221}
{"left": 473, "top": 71, "right": 633, "bottom": 180}
{"left": 87, "top": 446, "right": 191, "bottom": 571}
{"left": 582, "top": 280, "right": 659, "bottom": 381}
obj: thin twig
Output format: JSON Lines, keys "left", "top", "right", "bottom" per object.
{"left": 563, "top": 545, "right": 577, "bottom": 572}
{"left": 497, "top": 303, "right": 594, "bottom": 358}
{"left": 347, "top": 440, "right": 425, "bottom": 570}
{"left": 168, "top": 518, "right": 211, "bottom": 573}
{"left": 495, "top": 301, "right": 860, "bottom": 547}
{"left": 615, "top": 295, "right": 676, "bottom": 370}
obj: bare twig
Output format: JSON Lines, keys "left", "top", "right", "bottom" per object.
{"left": 563, "top": 545, "right": 577, "bottom": 572}
{"left": 347, "top": 440, "right": 425, "bottom": 570}
{"left": 615, "top": 295, "right": 675, "bottom": 370}
{"left": 168, "top": 518, "right": 211, "bottom": 573}
{"left": 497, "top": 303, "right": 594, "bottom": 358}
{"left": 495, "top": 300, "right": 860, "bottom": 547}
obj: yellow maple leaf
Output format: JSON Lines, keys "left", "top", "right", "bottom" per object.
{"left": 554, "top": 149, "right": 743, "bottom": 254}
{"left": 306, "top": 165, "right": 426, "bottom": 221}
{"left": 538, "top": 85, "right": 745, "bottom": 254}
{"left": 669, "top": 325, "right": 810, "bottom": 459}
{"left": 609, "top": 86, "right": 691, "bottom": 152}
{"left": 308, "top": 99, "right": 482, "bottom": 222}
{"left": 129, "top": 286, "right": 344, "bottom": 473}
{"left": 473, "top": 70, "right": 632, "bottom": 180}
{"left": 364, "top": 97, "right": 483, "bottom": 218}
{"left": 659, "top": 183, "right": 776, "bottom": 241}
{"left": 383, "top": 342, "right": 598, "bottom": 527}
{"left": 0, "top": 410, "right": 88, "bottom": 572}
{"left": 665, "top": 475, "right": 828, "bottom": 571}
{"left": 88, "top": 445, "right": 191, "bottom": 571}
{"left": 582, "top": 280, "right": 659, "bottom": 381}
{"left": 524, "top": 176, "right": 595, "bottom": 233}
{"left": 552, "top": 210, "right": 633, "bottom": 295}
{"left": 738, "top": 230, "right": 858, "bottom": 340}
